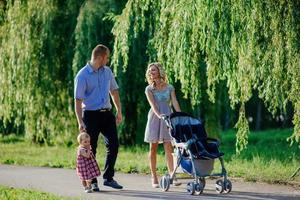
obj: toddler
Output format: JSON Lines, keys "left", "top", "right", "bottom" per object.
{"left": 76, "top": 132, "right": 101, "bottom": 193}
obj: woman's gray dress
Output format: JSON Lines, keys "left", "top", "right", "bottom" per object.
{"left": 144, "top": 84, "right": 174, "bottom": 143}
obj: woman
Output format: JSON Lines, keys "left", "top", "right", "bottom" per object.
{"left": 144, "top": 62, "right": 181, "bottom": 188}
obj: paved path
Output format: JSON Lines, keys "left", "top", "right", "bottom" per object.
{"left": 0, "top": 165, "right": 299, "bottom": 200}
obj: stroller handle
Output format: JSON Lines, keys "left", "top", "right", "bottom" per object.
{"left": 161, "top": 114, "right": 167, "bottom": 120}
{"left": 161, "top": 115, "right": 173, "bottom": 130}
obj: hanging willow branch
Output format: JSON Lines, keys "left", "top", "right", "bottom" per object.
{"left": 0, "top": 0, "right": 83, "bottom": 144}
{"left": 111, "top": 0, "right": 300, "bottom": 152}
{"left": 0, "top": 0, "right": 125, "bottom": 144}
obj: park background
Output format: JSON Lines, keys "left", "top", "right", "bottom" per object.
{"left": 0, "top": 0, "right": 299, "bottom": 196}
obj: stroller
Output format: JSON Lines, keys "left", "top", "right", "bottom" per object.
{"left": 159, "top": 112, "right": 232, "bottom": 195}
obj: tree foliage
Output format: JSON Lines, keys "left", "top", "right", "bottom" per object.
{"left": 111, "top": 0, "right": 300, "bottom": 152}
{"left": 1, "top": 0, "right": 299, "bottom": 151}
{"left": 0, "top": 0, "right": 70, "bottom": 143}
{"left": 72, "top": 0, "right": 116, "bottom": 76}
{"left": 0, "top": 0, "right": 122, "bottom": 145}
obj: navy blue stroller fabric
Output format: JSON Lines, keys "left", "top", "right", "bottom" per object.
{"left": 168, "top": 112, "right": 224, "bottom": 159}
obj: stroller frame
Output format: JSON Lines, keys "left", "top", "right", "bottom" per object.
{"left": 159, "top": 112, "right": 232, "bottom": 195}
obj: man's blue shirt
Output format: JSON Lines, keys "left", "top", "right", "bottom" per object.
{"left": 74, "top": 63, "right": 118, "bottom": 110}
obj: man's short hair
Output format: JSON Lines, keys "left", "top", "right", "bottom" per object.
{"left": 92, "top": 44, "right": 109, "bottom": 60}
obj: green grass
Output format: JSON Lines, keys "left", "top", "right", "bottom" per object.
{"left": 219, "top": 129, "right": 300, "bottom": 184}
{"left": 0, "top": 135, "right": 166, "bottom": 174}
{"left": 0, "top": 185, "right": 77, "bottom": 200}
{"left": 0, "top": 129, "right": 299, "bottom": 185}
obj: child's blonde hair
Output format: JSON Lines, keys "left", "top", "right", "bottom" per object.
{"left": 145, "top": 62, "right": 167, "bottom": 85}
{"left": 77, "top": 132, "right": 90, "bottom": 144}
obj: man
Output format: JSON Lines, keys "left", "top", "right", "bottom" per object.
{"left": 74, "top": 44, "right": 123, "bottom": 191}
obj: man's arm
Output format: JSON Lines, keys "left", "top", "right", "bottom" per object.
{"left": 110, "top": 89, "right": 122, "bottom": 125}
{"left": 75, "top": 99, "right": 86, "bottom": 132}
{"left": 74, "top": 73, "right": 86, "bottom": 132}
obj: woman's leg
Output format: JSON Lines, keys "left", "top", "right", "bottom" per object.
{"left": 164, "top": 141, "right": 181, "bottom": 186}
{"left": 163, "top": 141, "right": 174, "bottom": 174}
{"left": 149, "top": 142, "right": 159, "bottom": 183}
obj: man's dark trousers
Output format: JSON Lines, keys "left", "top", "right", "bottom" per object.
{"left": 83, "top": 110, "right": 119, "bottom": 184}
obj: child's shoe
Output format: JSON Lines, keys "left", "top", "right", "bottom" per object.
{"left": 84, "top": 186, "right": 93, "bottom": 193}
{"left": 91, "top": 183, "right": 100, "bottom": 191}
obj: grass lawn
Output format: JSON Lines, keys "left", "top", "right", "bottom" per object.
{"left": 0, "top": 185, "right": 77, "bottom": 200}
{"left": 0, "top": 129, "right": 299, "bottom": 185}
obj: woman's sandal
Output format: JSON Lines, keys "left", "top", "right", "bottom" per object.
{"left": 151, "top": 177, "right": 159, "bottom": 188}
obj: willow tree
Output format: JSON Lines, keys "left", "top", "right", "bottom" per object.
{"left": 0, "top": 0, "right": 84, "bottom": 144}
{"left": 72, "top": 0, "right": 120, "bottom": 74}
{"left": 0, "top": 0, "right": 128, "bottom": 144}
{"left": 111, "top": 0, "right": 300, "bottom": 152}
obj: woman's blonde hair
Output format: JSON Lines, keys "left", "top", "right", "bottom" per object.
{"left": 77, "top": 132, "right": 90, "bottom": 144}
{"left": 145, "top": 62, "right": 167, "bottom": 85}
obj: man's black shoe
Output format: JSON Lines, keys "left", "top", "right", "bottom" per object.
{"left": 103, "top": 179, "right": 123, "bottom": 189}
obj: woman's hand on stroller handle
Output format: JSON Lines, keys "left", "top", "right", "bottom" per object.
{"left": 160, "top": 114, "right": 173, "bottom": 130}
{"left": 160, "top": 114, "right": 167, "bottom": 120}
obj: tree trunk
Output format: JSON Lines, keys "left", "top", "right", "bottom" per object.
{"left": 255, "top": 100, "right": 262, "bottom": 131}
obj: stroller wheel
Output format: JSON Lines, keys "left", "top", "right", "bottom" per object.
{"left": 186, "top": 182, "right": 195, "bottom": 195}
{"left": 194, "top": 182, "right": 204, "bottom": 195}
{"left": 223, "top": 179, "right": 232, "bottom": 193}
{"left": 159, "top": 175, "right": 170, "bottom": 191}
{"left": 215, "top": 180, "right": 224, "bottom": 193}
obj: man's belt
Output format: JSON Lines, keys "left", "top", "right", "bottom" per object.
{"left": 85, "top": 108, "right": 111, "bottom": 112}
{"left": 97, "top": 108, "right": 111, "bottom": 112}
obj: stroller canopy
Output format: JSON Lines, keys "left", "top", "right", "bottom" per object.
{"left": 168, "top": 112, "right": 224, "bottom": 159}
{"left": 168, "top": 112, "right": 207, "bottom": 143}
